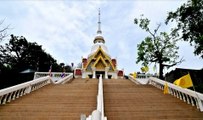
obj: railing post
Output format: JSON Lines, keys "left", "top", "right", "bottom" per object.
{"left": 25, "top": 85, "right": 32, "bottom": 94}
{"left": 80, "top": 114, "right": 86, "bottom": 120}
{"left": 197, "top": 98, "right": 203, "bottom": 111}
{"left": 91, "top": 110, "right": 101, "bottom": 120}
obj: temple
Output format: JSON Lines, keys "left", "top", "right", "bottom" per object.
{"left": 74, "top": 9, "right": 124, "bottom": 79}
{"left": 1, "top": 7, "right": 203, "bottom": 120}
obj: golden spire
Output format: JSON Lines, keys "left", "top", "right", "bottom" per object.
{"left": 93, "top": 8, "right": 105, "bottom": 44}
{"left": 97, "top": 8, "right": 102, "bottom": 34}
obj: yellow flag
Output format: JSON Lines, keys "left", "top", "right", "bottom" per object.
{"left": 141, "top": 66, "right": 149, "bottom": 73}
{"left": 144, "top": 66, "right": 149, "bottom": 72}
{"left": 163, "top": 83, "right": 169, "bottom": 94}
{"left": 173, "top": 73, "right": 193, "bottom": 88}
{"left": 86, "top": 75, "right": 89, "bottom": 78}
{"left": 133, "top": 72, "right": 137, "bottom": 79}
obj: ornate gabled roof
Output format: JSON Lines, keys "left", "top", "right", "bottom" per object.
{"left": 84, "top": 46, "right": 116, "bottom": 71}
{"left": 92, "top": 56, "right": 108, "bottom": 68}
{"left": 89, "top": 46, "right": 110, "bottom": 59}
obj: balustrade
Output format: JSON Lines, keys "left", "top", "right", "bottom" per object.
{"left": 34, "top": 72, "right": 70, "bottom": 80}
{"left": 149, "top": 77, "right": 203, "bottom": 111}
{"left": 128, "top": 75, "right": 203, "bottom": 112}
{"left": 0, "top": 76, "right": 50, "bottom": 104}
{"left": 0, "top": 72, "right": 74, "bottom": 105}
{"left": 55, "top": 73, "right": 73, "bottom": 84}
{"left": 85, "top": 75, "right": 107, "bottom": 120}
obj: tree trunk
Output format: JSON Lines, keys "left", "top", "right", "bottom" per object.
{"left": 159, "top": 63, "right": 164, "bottom": 80}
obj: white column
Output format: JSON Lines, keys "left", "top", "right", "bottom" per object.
{"left": 105, "top": 67, "right": 109, "bottom": 79}
{"left": 114, "top": 70, "right": 118, "bottom": 79}
{"left": 82, "top": 68, "right": 86, "bottom": 78}
{"left": 92, "top": 67, "right": 96, "bottom": 79}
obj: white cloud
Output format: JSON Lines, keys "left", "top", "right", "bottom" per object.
{"left": 0, "top": 0, "right": 202, "bottom": 74}
{"left": 14, "top": 1, "right": 103, "bottom": 65}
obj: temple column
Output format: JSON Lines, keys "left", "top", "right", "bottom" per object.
{"left": 82, "top": 68, "right": 86, "bottom": 78}
{"left": 92, "top": 67, "right": 96, "bottom": 79}
{"left": 105, "top": 67, "right": 109, "bottom": 79}
{"left": 114, "top": 70, "right": 118, "bottom": 79}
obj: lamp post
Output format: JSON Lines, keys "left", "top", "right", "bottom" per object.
{"left": 71, "top": 62, "right": 74, "bottom": 78}
{"left": 36, "top": 59, "right": 39, "bottom": 72}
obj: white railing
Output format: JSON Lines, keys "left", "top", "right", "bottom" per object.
{"left": 55, "top": 73, "right": 73, "bottom": 84}
{"left": 34, "top": 72, "right": 71, "bottom": 79}
{"left": 85, "top": 75, "right": 107, "bottom": 120}
{"left": 137, "top": 74, "right": 151, "bottom": 79}
{"left": 149, "top": 77, "right": 203, "bottom": 111}
{"left": 129, "top": 74, "right": 158, "bottom": 85}
{"left": 128, "top": 75, "right": 203, "bottom": 112}
{"left": 128, "top": 75, "right": 141, "bottom": 84}
{"left": 129, "top": 75, "right": 149, "bottom": 85}
{"left": 0, "top": 76, "right": 51, "bottom": 104}
{"left": 34, "top": 72, "right": 72, "bottom": 83}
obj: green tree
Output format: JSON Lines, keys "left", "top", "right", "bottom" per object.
{"left": 166, "top": 0, "right": 203, "bottom": 58}
{"left": 0, "top": 19, "right": 9, "bottom": 75}
{"left": 0, "top": 34, "right": 65, "bottom": 88}
{"left": 0, "top": 34, "right": 59, "bottom": 72}
{"left": 0, "top": 20, "right": 9, "bottom": 42}
{"left": 134, "top": 15, "right": 183, "bottom": 79}
{"left": 64, "top": 65, "right": 72, "bottom": 72}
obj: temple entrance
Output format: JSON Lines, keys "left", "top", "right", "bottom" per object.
{"left": 88, "top": 75, "right": 93, "bottom": 78}
{"left": 108, "top": 75, "right": 112, "bottom": 79}
{"left": 96, "top": 71, "right": 105, "bottom": 79}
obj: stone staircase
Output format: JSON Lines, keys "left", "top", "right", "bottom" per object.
{"left": 1, "top": 78, "right": 203, "bottom": 120}
{"left": 104, "top": 79, "right": 203, "bottom": 120}
{"left": 0, "top": 78, "right": 98, "bottom": 120}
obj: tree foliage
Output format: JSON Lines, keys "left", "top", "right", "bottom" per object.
{"left": 134, "top": 15, "right": 183, "bottom": 79}
{"left": 0, "top": 20, "right": 9, "bottom": 42}
{"left": 59, "top": 63, "right": 72, "bottom": 72}
{"left": 0, "top": 34, "right": 60, "bottom": 72}
{"left": 166, "top": 0, "right": 203, "bottom": 58}
{"left": 0, "top": 34, "right": 72, "bottom": 88}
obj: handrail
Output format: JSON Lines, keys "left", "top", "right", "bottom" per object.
{"left": 0, "top": 76, "right": 51, "bottom": 104}
{"left": 149, "top": 77, "right": 203, "bottom": 111}
{"left": 97, "top": 75, "right": 105, "bottom": 119}
{"left": 128, "top": 75, "right": 203, "bottom": 112}
{"left": 55, "top": 73, "right": 73, "bottom": 84}
{"left": 34, "top": 72, "right": 71, "bottom": 79}
{"left": 129, "top": 74, "right": 158, "bottom": 85}
{"left": 128, "top": 75, "right": 142, "bottom": 84}
{"left": 85, "top": 75, "right": 107, "bottom": 120}
{"left": 0, "top": 72, "right": 74, "bottom": 105}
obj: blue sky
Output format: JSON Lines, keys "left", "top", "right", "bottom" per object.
{"left": 0, "top": 0, "right": 202, "bottom": 75}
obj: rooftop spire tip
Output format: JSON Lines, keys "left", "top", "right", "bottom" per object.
{"left": 97, "top": 8, "right": 102, "bottom": 34}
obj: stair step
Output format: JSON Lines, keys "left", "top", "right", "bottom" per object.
{"left": 104, "top": 79, "right": 203, "bottom": 120}
{"left": 0, "top": 78, "right": 97, "bottom": 120}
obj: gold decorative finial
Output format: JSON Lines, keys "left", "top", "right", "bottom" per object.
{"left": 97, "top": 8, "right": 102, "bottom": 34}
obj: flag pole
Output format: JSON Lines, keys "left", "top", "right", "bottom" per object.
{"left": 189, "top": 72, "right": 202, "bottom": 111}
{"left": 163, "top": 75, "right": 169, "bottom": 94}
{"left": 189, "top": 72, "right": 197, "bottom": 92}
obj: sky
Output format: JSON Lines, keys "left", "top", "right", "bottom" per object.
{"left": 0, "top": 0, "right": 202, "bottom": 75}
